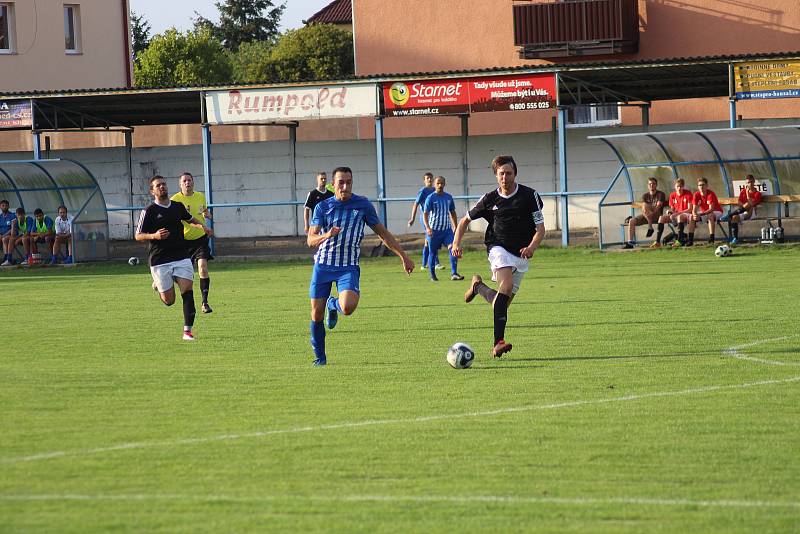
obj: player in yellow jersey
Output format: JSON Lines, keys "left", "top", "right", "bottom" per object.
{"left": 171, "top": 172, "right": 214, "bottom": 313}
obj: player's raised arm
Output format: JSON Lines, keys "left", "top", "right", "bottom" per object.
{"left": 371, "top": 222, "right": 414, "bottom": 274}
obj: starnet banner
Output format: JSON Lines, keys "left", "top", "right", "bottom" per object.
{"left": 205, "top": 83, "right": 379, "bottom": 124}
{"left": 383, "top": 73, "right": 557, "bottom": 117}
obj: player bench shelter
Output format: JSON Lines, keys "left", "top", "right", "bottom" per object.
{"left": 593, "top": 126, "right": 800, "bottom": 249}
{"left": 0, "top": 159, "right": 109, "bottom": 261}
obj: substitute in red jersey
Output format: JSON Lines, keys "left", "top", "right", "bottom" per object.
{"left": 687, "top": 177, "right": 723, "bottom": 245}
{"left": 658, "top": 178, "right": 694, "bottom": 246}
{"left": 721, "top": 174, "right": 764, "bottom": 244}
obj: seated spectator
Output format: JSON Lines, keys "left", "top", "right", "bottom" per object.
{"left": 721, "top": 174, "right": 762, "bottom": 244}
{"left": 0, "top": 199, "right": 15, "bottom": 266}
{"left": 29, "top": 208, "right": 55, "bottom": 263}
{"left": 623, "top": 177, "right": 666, "bottom": 249}
{"left": 9, "top": 207, "right": 34, "bottom": 264}
{"left": 687, "top": 177, "right": 723, "bottom": 246}
{"left": 52, "top": 205, "right": 74, "bottom": 264}
{"left": 657, "top": 178, "right": 693, "bottom": 247}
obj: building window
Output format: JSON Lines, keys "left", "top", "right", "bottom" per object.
{"left": 0, "top": 3, "right": 15, "bottom": 53}
{"left": 64, "top": 4, "right": 81, "bottom": 53}
{"left": 567, "top": 104, "right": 621, "bottom": 127}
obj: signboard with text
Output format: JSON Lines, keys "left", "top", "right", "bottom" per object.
{"left": 383, "top": 73, "right": 557, "bottom": 117}
{"left": 205, "top": 83, "right": 379, "bottom": 124}
{"left": 732, "top": 179, "right": 772, "bottom": 196}
{"left": 0, "top": 100, "right": 32, "bottom": 129}
{"left": 735, "top": 60, "right": 800, "bottom": 100}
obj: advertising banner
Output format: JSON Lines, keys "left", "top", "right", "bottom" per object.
{"left": 732, "top": 179, "right": 772, "bottom": 196}
{"left": 383, "top": 73, "right": 556, "bottom": 117}
{"left": 735, "top": 60, "right": 800, "bottom": 100}
{"left": 205, "top": 84, "right": 379, "bottom": 124}
{"left": 0, "top": 100, "right": 32, "bottom": 129}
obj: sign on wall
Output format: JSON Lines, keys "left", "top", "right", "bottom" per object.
{"left": 734, "top": 60, "right": 800, "bottom": 100}
{"left": 205, "top": 84, "right": 379, "bottom": 124}
{"left": 731, "top": 179, "right": 772, "bottom": 196}
{"left": 0, "top": 100, "right": 32, "bottom": 129}
{"left": 382, "top": 73, "right": 557, "bottom": 117}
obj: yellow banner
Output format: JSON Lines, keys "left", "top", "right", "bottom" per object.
{"left": 735, "top": 60, "right": 800, "bottom": 99}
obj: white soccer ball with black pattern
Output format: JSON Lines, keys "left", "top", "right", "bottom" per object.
{"left": 715, "top": 244, "right": 732, "bottom": 257}
{"left": 447, "top": 342, "right": 475, "bottom": 369}
{"left": 128, "top": 256, "right": 140, "bottom": 266}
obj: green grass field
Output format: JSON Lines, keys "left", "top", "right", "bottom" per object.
{"left": 2, "top": 244, "right": 799, "bottom": 532}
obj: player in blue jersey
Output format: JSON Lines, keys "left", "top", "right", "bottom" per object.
{"left": 407, "top": 172, "right": 440, "bottom": 270}
{"left": 423, "top": 176, "right": 464, "bottom": 282}
{"left": 308, "top": 166, "right": 415, "bottom": 366}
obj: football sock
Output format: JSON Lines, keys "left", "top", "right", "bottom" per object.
{"left": 200, "top": 277, "right": 210, "bottom": 304}
{"left": 327, "top": 295, "right": 343, "bottom": 313}
{"left": 449, "top": 250, "right": 458, "bottom": 275}
{"left": 475, "top": 281, "right": 497, "bottom": 305}
{"left": 709, "top": 234, "right": 715, "bottom": 243}
{"left": 422, "top": 243, "right": 429, "bottom": 268}
{"left": 656, "top": 223, "right": 664, "bottom": 242}
{"left": 730, "top": 207, "right": 744, "bottom": 216}
{"left": 310, "top": 320, "right": 325, "bottom": 359}
{"left": 688, "top": 232, "right": 694, "bottom": 245}
{"left": 181, "top": 290, "right": 196, "bottom": 329}
{"left": 493, "top": 293, "right": 511, "bottom": 344}
{"left": 731, "top": 223, "right": 739, "bottom": 239}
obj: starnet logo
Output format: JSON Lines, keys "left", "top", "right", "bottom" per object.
{"left": 409, "top": 82, "right": 464, "bottom": 99}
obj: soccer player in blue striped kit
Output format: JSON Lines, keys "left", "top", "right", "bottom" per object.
{"left": 307, "top": 167, "right": 415, "bottom": 366}
{"left": 423, "top": 175, "right": 464, "bottom": 282}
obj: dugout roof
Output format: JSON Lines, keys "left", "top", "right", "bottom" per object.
{"left": 1, "top": 50, "right": 799, "bottom": 130}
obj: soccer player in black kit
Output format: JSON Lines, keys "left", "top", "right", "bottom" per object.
{"left": 452, "top": 155, "right": 545, "bottom": 358}
{"left": 136, "top": 175, "right": 213, "bottom": 341}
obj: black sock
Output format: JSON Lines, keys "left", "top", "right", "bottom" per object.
{"left": 493, "top": 293, "right": 511, "bottom": 344}
{"left": 476, "top": 282, "right": 497, "bottom": 305}
{"left": 182, "top": 290, "right": 196, "bottom": 329}
{"left": 731, "top": 223, "right": 739, "bottom": 239}
{"left": 688, "top": 232, "right": 694, "bottom": 244}
{"left": 200, "top": 277, "right": 210, "bottom": 304}
{"left": 656, "top": 223, "right": 664, "bottom": 242}
{"left": 709, "top": 234, "right": 715, "bottom": 243}
{"left": 730, "top": 207, "right": 744, "bottom": 216}
{"left": 678, "top": 222, "right": 686, "bottom": 240}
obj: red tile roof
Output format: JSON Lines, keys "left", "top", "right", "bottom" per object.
{"left": 304, "top": 0, "right": 352, "bottom": 25}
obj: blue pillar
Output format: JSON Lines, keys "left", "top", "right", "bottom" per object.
{"left": 729, "top": 99, "right": 737, "bottom": 129}
{"left": 32, "top": 131, "right": 41, "bottom": 160}
{"left": 557, "top": 107, "right": 569, "bottom": 247}
{"left": 375, "top": 117, "right": 388, "bottom": 226}
{"left": 201, "top": 124, "right": 214, "bottom": 254}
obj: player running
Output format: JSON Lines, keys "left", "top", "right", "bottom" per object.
{"left": 422, "top": 175, "right": 463, "bottom": 281}
{"left": 307, "top": 166, "right": 414, "bottom": 366}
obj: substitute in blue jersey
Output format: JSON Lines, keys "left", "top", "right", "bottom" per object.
{"left": 422, "top": 176, "right": 463, "bottom": 282}
{"left": 406, "top": 172, "right": 436, "bottom": 269}
{"left": 452, "top": 155, "right": 545, "bottom": 359}
{"left": 307, "top": 166, "right": 415, "bottom": 366}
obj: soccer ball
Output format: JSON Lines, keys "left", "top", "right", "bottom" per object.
{"left": 128, "top": 256, "right": 140, "bottom": 266}
{"left": 447, "top": 342, "right": 475, "bottom": 369}
{"left": 715, "top": 244, "right": 732, "bottom": 257}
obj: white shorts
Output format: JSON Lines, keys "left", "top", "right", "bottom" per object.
{"left": 150, "top": 258, "right": 193, "bottom": 293}
{"left": 488, "top": 246, "right": 529, "bottom": 294}
{"left": 697, "top": 210, "right": 723, "bottom": 223}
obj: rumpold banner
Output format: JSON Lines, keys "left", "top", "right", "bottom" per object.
{"left": 735, "top": 60, "right": 800, "bottom": 100}
{"left": 205, "top": 84, "right": 379, "bottom": 124}
{"left": 0, "top": 100, "right": 32, "bottom": 129}
{"left": 383, "top": 73, "right": 557, "bottom": 117}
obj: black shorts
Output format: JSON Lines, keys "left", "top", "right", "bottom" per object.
{"left": 186, "top": 235, "right": 214, "bottom": 262}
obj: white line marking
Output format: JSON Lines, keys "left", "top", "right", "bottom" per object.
{"left": 723, "top": 334, "right": 800, "bottom": 366}
{"left": 0, "top": 493, "right": 798, "bottom": 509}
{"left": 3, "top": 375, "right": 799, "bottom": 465}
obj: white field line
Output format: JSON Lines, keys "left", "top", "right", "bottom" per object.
{"left": 0, "top": 493, "right": 799, "bottom": 510}
{"left": 723, "top": 334, "right": 800, "bottom": 366}
{"left": 3, "top": 375, "right": 799, "bottom": 465}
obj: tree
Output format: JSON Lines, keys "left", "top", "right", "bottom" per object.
{"left": 134, "top": 28, "right": 233, "bottom": 87}
{"left": 231, "top": 40, "right": 278, "bottom": 83}
{"left": 269, "top": 24, "right": 354, "bottom": 82}
{"left": 194, "top": 0, "right": 286, "bottom": 51}
{"left": 130, "top": 11, "right": 151, "bottom": 66}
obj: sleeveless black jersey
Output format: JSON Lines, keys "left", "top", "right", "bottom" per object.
{"left": 468, "top": 184, "right": 545, "bottom": 257}
{"left": 136, "top": 201, "right": 193, "bottom": 266}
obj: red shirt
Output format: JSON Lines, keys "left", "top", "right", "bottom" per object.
{"left": 738, "top": 188, "right": 762, "bottom": 207}
{"left": 693, "top": 190, "right": 722, "bottom": 213}
{"left": 669, "top": 189, "right": 693, "bottom": 213}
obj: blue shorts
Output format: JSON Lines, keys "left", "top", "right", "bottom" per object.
{"left": 427, "top": 228, "right": 454, "bottom": 251}
{"left": 309, "top": 264, "right": 361, "bottom": 299}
